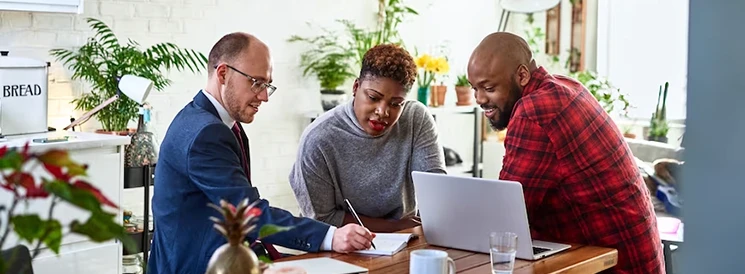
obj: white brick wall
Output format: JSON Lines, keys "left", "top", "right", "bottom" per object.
{"left": 1, "top": 0, "right": 581, "bottom": 220}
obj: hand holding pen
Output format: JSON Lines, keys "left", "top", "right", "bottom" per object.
{"left": 345, "top": 198, "right": 377, "bottom": 250}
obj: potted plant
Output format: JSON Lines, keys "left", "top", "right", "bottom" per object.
{"left": 289, "top": 0, "right": 418, "bottom": 112}
{"left": 288, "top": 31, "right": 356, "bottom": 111}
{"left": 429, "top": 59, "right": 450, "bottom": 107}
{"left": 0, "top": 144, "right": 136, "bottom": 273}
{"left": 49, "top": 17, "right": 208, "bottom": 135}
{"left": 622, "top": 126, "right": 637, "bottom": 139}
{"left": 341, "top": 0, "right": 419, "bottom": 66}
{"left": 570, "top": 70, "right": 631, "bottom": 117}
{"left": 648, "top": 82, "right": 670, "bottom": 143}
{"left": 205, "top": 199, "right": 293, "bottom": 274}
{"left": 414, "top": 53, "right": 448, "bottom": 106}
{"left": 454, "top": 74, "right": 472, "bottom": 106}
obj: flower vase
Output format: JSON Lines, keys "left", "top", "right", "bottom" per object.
{"left": 124, "top": 107, "right": 158, "bottom": 189}
{"left": 417, "top": 86, "right": 429, "bottom": 106}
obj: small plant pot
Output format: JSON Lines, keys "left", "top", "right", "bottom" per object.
{"left": 1, "top": 245, "right": 33, "bottom": 274}
{"left": 430, "top": 85, "right": 447, "bottom": 107}
{"left": 647, "top": 135, "right": 668, "bottom": 143}
{"left": 123, "top": 228, "right": 152, "bottom": 255}
{"left": 124, "top": 229, "right": 144, "bottom": 255}
{"left": 455, "top": 86, "right": 473, "bottom": 106}
{"left": 623, "top": 132, "right": 637, "bottom": 139}
{"left": 320, "top": 89, "right": 347, "bottom": 111}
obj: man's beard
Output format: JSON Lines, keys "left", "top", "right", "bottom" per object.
{"left": 486, "top": 81, "right": 521, "bottom": 131}
{"left": 224, "top": 81, "right": 248, "bottom": 123}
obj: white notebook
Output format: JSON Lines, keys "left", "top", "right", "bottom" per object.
{"left": 353, "top": 233, "right": 414, "bottom": 256}
{"left": 271, "top": 257, "right": 368, "bottom": 274}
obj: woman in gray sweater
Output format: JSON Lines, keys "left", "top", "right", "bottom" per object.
{"left": 289, "top": 44, "right": 446, "bottom": 233}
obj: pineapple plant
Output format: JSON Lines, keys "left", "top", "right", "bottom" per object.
{"left": 205, "top": 199, "right": 293, "bottom": 274}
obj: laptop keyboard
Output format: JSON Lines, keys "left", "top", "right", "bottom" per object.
{"left": 533, "top": 246, "right": 551, "bottom": 254}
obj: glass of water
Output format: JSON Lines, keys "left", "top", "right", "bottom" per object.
{"left": 490, "top": 232, "right": 518, "bottom": 274}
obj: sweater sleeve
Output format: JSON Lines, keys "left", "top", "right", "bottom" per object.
{"left": 289, "top": 136, "right": 346, "bottom": 227}
{"left": 411, "top": 102, "right": 446, "bottom": 174}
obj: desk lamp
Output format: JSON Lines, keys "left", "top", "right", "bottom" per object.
{"left": 64, "top": 75, "right": 153, "bottom": 131}
{"left": 498, "top": 0, "right": 561, "bottom": 31}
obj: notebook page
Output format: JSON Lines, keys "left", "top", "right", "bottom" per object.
{"left": 354, "top": 233, "right": 412, "bottom": 256}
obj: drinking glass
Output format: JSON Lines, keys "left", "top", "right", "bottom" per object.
{"left": 490, "top": 232, "right": 518, "bottom": 274}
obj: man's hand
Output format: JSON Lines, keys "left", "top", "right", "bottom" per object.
{"left": 332, "top": 224, "right": 376, "bottom": 253}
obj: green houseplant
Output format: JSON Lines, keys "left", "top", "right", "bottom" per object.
{"left": 648, "top": 82, "right": 670, "bottom": 143}
{"left": 50, "top": 18, "right": 208, "bottom": 134}
{"left": 288, "top": 29, "right": 356, "bottom": 111}
{"left": 341, "top": 0, "right": 418, "bottom": 66}
{"left": 0, "top": 144, "right": 135, "bottom": 274}
{"left": 288, "top": 0, "right": 418, "bottom": 111}
{"left": 570, "top": 70, "right": 631, "bottom": 117}
{"left": 454, "top": 74, "right": 472, "bottom": 106}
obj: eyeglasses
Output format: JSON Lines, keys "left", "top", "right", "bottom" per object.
{"left": 217, "top": 65, "right": 277, "bottom": 97}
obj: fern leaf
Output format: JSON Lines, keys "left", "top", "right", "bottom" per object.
{"left": 190, "top": 49, "right": 207, "bottom": 70}
{"left": 180, "top": 50, "right": 194, "bottom": 72}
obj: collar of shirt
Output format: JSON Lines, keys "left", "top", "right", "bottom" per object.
{"left": 201, "top": 89, "right": 235, "bottom": 128}
{"left": 522, "top": 66, "right": 550, "bottom": 97}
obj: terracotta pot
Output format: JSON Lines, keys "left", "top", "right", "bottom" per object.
{"left": 455, "top": 86, "right": 473, "bottom": 106}
{"left": 623, "top": 132, "right": 636, "bottom": 139}
{"left": 95, "top": 128, "right": 135, "bottom": 136}
{"left": 430, "top": 85, "right": 447, "bottom": 107}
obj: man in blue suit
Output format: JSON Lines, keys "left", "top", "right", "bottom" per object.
{"left": 148, "top": 32, "right": 375, "bottom": 274}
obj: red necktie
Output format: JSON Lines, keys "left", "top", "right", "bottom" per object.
{"left": 231, "top": 123, "right": 251, "bottom": 179}
{"left": 231, "top": 122, "right": 282, "bottom": 260}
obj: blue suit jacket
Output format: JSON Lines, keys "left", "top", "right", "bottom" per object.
{"left": 147, "top": 91, "right": 330, "bottom": 274}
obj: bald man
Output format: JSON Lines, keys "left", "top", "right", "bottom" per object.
{"left": 148, "top": 33, "right": 375, "bottom": 274}
{"left": 468, "top": 32, "right": 664, "bottom": 274}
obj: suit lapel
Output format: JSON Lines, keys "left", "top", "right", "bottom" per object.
{"left": 194, "top": 90, "right": 251, "bottom": 178}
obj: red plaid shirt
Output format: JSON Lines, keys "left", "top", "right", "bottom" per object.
{"left": 500, "top": 67, "right": 664, "bottom": 274}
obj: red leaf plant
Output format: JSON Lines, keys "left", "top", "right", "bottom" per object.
{"left": 0, "top": 142, "right": 135, "bottom": 274}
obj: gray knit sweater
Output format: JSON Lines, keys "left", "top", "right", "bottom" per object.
{"left": 289, "top": 100, "right": 446, "bottom": 227}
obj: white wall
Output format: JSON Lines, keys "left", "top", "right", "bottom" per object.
{"left": 597, "top": 0, "right": 689, "bottom": 120}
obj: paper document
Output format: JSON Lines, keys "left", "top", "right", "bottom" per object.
{"left": 270, "top": 257, "right": 367, "bottom": 274}
{"left": 354, "top": 233, "right": 414, "bottom": 256}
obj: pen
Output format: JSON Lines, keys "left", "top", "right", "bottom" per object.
{"left": 344, "top": 198, "right": 376, "bottom": 250}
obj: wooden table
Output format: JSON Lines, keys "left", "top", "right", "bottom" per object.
{"left": 276, "top": 226, "right": 618, "bottom": 273}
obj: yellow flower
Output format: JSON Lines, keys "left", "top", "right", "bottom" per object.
{"left": 433, "top": 57, "right": 449, "bottom": 74}
{"left": 424, "top": 58, "right": 437, "bottom": 72}
{"left": 415, "top": 54, "right": 432, "bottom": 69}
{"left": 415, "top": 53, "right": 450, "bottom": 88}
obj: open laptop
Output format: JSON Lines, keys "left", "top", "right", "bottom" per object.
{"left": 411, "top": 171, "right": 571, "bottom": 260}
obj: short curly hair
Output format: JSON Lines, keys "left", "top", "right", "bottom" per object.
{"left": 359, "top": 44, "right": 417, "bottom": 91}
